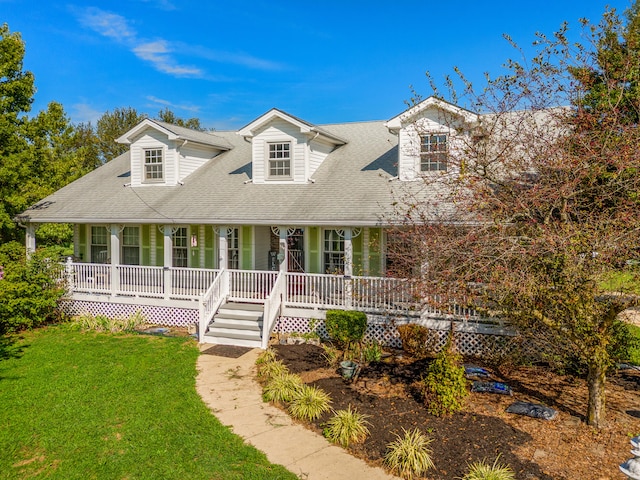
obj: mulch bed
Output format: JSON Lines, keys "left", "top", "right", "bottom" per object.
{"left": 272, "top": 343, "right": 640, "bottom": 480}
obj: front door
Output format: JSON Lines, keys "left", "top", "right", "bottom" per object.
{"left": 287, "top": 228, "right": 304, "bottom": 272}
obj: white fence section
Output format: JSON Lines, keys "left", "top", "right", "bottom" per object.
{"left": 117, "top": 265, "right": 164, "bottom": 297}
{"left": 171, "top": 267, "right": 219, "bottom": 298}
{"left": 198, "top": 269, "right": 229, "bottom": 340}
{"left": 71, "top": 263, "right": 112, "bottom": 293}
{"left": 228, "top": 270, "right": 278, "bottom": 303}
{"left": 262, "top": 271, "right": 286, "bottom": 349}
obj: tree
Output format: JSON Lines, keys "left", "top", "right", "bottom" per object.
{"left": 389, "top": 4, "right": 640, "bottom": 428}
{"left": 95, "top": 107, "right": 144, "bottom": 163}
{"left": 156, "top": 107, "right": 206, "bottom": 131}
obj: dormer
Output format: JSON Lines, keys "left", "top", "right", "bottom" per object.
{"left": 237, "top": 109, "right": 347, "bottom": 184}
{"left": 116, "top": 119, "right": 232, "bottom": 186}
{"left": 385, "top": 97, "right": 479, "bottom": 181}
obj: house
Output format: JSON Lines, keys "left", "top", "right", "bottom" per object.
{"left": 18, "top": 97, "right": 499, "bottom": 349}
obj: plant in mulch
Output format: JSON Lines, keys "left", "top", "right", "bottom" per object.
{"left": 397, "top": 323, "right": 437, "bottom": 359}
{"left": 262, "top": 372, "right": 304, "bottom": 403}
{"left": 321, "top": 343, "right": 341, "bottom": 368}
{"left": 288, "top": 384, "right": 332, "bottom": 421}
{"left": 361, "top": 340, "right": 383, "bottom": 362}
{"left": 255, "top": 348, "right": 277, "bottom": 366}
{"left": 463, "top": 456, "right": 515, "bottom": 480}
{"left": 323, "top": 405, "right": 371, "bottom": 448}
{"left": 256, "top": 358, "right": 288, "bottom": 380}
{"left": 324, "top": 310, "right": 367, "bottom": 350}
{"left": 421, "top": 337, "right": 469, "bottom": 416}
{"left": 384, "top": 428, "right": 434, "bottom": 479}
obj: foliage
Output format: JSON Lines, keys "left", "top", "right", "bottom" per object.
{"left": 95, "top": 107, "right": 144, "bottom": 163}
{"left": 323, "top": 405, "right": 371, "bottom": 448}
{"left": 324, "top": 309, "right": 367, "bottom": 347}
{"left": 0, "top": 327, "right": 297, "bottom": 479}
{"left": 255, "top": 347, "right": 277, "bottom": 365}
{"left": 73, "top": 311, "right": 147, "bottom": 333}
{"left": 0, "top": 243, "right": 66, "bottom": 334}
{"left": 156, "top": 107, "right": 207, "bottom": 131}
{"left": 628, "top": 324, "right": 640, "bottom": 365}
{"left": 389, "top": 3, "right": 640, "bottom": 428}
{"left": 463, "top": 457, "right": 515, "bottom": 480}
{"left": 288, "top": 384, "right": 332, "bottom": 421}
{"left": 262, "top": 372, "right": 304, "bottom": 403}
{"left": 321, "top": 343, "right": 341, "bottom": 367}
{"left": 422, "top": 339, "right": 468, "bottom": 416}
{"left": 362, "top": 340, "right": 383, "bottom": 362}
{"left": 397, "top": 323, "right": 437, "bottom": 358}
{"left": 384, "top": 428, "right": 435, "bottom": 479}
{"left": 256, "top": 358, "right": 288, "bottom": 380}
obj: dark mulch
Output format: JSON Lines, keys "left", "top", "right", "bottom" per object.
{"left": 272, "top": 343, "right": 640, "bottom": 480}
{"left": 201, "top": 344, "right": 253, "bottom": 358}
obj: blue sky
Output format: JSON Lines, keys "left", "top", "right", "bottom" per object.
{"left": 2, "top": 0, "right": 633, "bottom": 129}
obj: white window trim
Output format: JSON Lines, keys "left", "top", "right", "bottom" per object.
{"left": 419, "top": 133, "right": 448, "bottom": 172}
{"left": 89, "top": 225, "right": 109, "bottom": 264}
{"left": 172, "top": 226, "right": 190, "bottom": 268}
{"left": 265, "top": 141, "right": 293, "bottom": 180}
{"left": 323, "top": 228, "right": 345, "bottom": 274}
{"left": 142, "top": 147, "right": 165, "bottom": 184}
{"left": 120, "top": 225, "right": 141, "bottom": 266}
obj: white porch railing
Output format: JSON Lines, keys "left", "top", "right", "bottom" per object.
{"left": 198, "top": 269, "right": 229, "bottom": 341}
{"left": 117, "top": 265, "right": 164, "bottom": 297}
{"left": 262, "top": 271, "right": 286, "bottom": 349}
{"left": 228, "top": 270, "right": 278, "bottom": 303}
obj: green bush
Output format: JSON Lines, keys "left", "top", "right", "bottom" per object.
{"left": 262, "top": 372, "right": 304, "bottom": 403}
{"left": 324, "top": 310, "right": 367, "bottom": 347}
{"left": 256, "top": 359, "right": 288, "bottom": 380}
{"left": 384, "top": 428, "right": 434, "bottom": 479}
{"left": 0, "top": 243, "right": 66, "bottom": 335}
{"left": 323, "top": 405, "right": 371, "bottom": 447}
{"left": 397, "top": 323, "right": 437, "bottom": 358}
{"left": 288, "top": 385, "right": 332, "bottom": 421}
{"left": 463, "top": 457, "right": 515, "bottom": 480}
{"left": 362, "top": 340, "right": 383, "bottom": 362}
{"left": 422, "top": 339, "right": 469, "bottom": 416}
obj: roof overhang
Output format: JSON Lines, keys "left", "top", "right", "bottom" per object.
{"left": 116, "top": 118, "right": 231, "bottom": 150}
{"left": 385, "top": 96, "right": 480, "bottom": 131}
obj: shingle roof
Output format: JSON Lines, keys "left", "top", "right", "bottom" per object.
{"left": 20, "top": 120, "right": 428, "bottom": 227}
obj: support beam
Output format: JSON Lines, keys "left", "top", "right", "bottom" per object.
{"left": 279, "top": 226, "right": 288, "bottom": 273}
{"left": 163, "top": 225, "right": 173, "bottom": 299}
{"left": 25, "top": 223, "right": 37, "bottom": 257}
{"left": 110, "top": 225, "right": 121, "bottom": 294}
{"left": 344, "top": 227, "right": 353, "bottom": 308}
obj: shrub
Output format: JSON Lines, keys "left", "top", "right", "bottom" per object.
{"left": 321, "top": 343, "right": 341, "bottom": 368}
{"left": 262, "top": 372, "right": 304, "bottom": 403}
{"left": 255, "top": 348, "right": 277, "bottom": 365}
{"left": 325, "top": 310, "right": 367, "bottom": 347}
{"left": 362, "top": 340, "right": 383, "bottom": 362}
{"left": 288, "top": 385, "right": 332, "bottom": 421}
{"left": 384, "top": 428, "right": 434, "bottom": 479}
{"left": 463, "top": 457, "right": 515, "bottom": 480}
{"left": 74, "top": 311, "right": 147, "bottom": 333}
{"left": 323, "top": 406, "right": 371, "bottom": 447}
{"left": 256, "top": 359, "right": 288, "bottom": 380}
{"left": 0, "top": 243, "right": 66, "bottom": 335}
{"left": 422, "top": 338, "right": 468, "bottom": 416}
{"left": 397, "top": 323, "right": 437, "bottom": 358}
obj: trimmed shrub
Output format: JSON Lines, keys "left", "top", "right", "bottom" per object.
{"left": 397, "top": 323, "right": 437, "bottom": 358}
{"left": 323, "top": 406, "right": 371, "bottom": 447}
{"left": 262, "top": 372, "right": 304, "bottom": 403}
{"left": 288, "top": 385, "right": 332, "bottom": 421}
{"left": 384, "top": 428, "right": 434, "bottom": 479}
{"left": 422, "top": 338, "right": 469, "bottom": 416}
{"left": 325, "top": 310, "right": 367, "bottom": 347}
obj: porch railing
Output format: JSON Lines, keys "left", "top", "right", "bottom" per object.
{"left": 199, "top": 269, "right": 229, "bottom": 340}
{"left": 228, "top": 270, "right": 278, "bottom": 303}
{"left": 262, "top": 271, "right": 286, "bottom": 349}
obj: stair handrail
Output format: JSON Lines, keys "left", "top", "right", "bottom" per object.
{"left": 198, "top": 269, "right": 229, "bottom": 341}
{"left": 261, "top": 270, "right": 286, "bottom": 349}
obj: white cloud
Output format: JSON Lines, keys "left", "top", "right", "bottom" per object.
{"left": 70, "top": 102, "right": 103, "bottom": 124}
{"left": 146, "top": 95, "right": 200, "bottom": 113}
{"left": 76, "top": 8, "right": 136, "bottom": 43}
{"left": 133, "top": 41, "right": 202, "bottom": 76}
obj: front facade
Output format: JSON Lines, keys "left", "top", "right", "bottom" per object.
{"left": 18, "top": 98, "right": 503, "bottom": 348}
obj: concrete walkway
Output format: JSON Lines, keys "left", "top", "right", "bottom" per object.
{"left": 196, "top": 345, "right": 401, "bottom": 480}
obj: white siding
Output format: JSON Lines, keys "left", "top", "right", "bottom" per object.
{"left": 129, "top": 129, "right": 177, "bottom": 186}
{"left": 254, "top": 226, "right": 271, "bottom": 270}
{"left": 308, "top": 137, "right": 333, "bottom": 178}
{"left": 178, "top": 142, "right": 219, "bottom": 181}
{"left": 251, "top": 118, "right": 308, "bottom": 184}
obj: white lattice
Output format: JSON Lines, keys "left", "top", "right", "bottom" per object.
{"left": 59, "top": 300, "right": 198, "bottom": 327}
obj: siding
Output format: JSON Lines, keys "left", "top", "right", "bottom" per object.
{"left": 129, "top": 129, "right": 177, "bottom": 186}
{"left": 251, "top": 118, "right": 308, "bottom": 184}
{"left": 254, "top": 225, "right": 271, "bottom": 270}
{"left": 178, "top": 142, "right": 220, "bottom": 181}
{"left": 308, "top": 137, "right": 333, "bottom": 178}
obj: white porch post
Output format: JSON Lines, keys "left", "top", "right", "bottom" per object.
{"left": 362, "top": 227, "right": 370, "bottom": 276}
{"left": 344, "top": 227, "right": 353, "bottom": 309}
{"left": 279, "top": 226, "right": 288, "bottom": 273}
{"left": 110, "top": 225, "right": 120, "bottom": 295}
{"left": 218, "top": 226, "right": 228, "bottom": 269}
{"left": 25, "top": 223, "right": 36, "bottom": 257}
{"left": 73, "top": 224, "right": 79, "bottom": 259}
{"left": 163, "top": 225, "right": 173, "bottom": 299}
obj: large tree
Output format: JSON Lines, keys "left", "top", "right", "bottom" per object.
{"left": 390, "top": 4, "right": 640, "bottom": 428}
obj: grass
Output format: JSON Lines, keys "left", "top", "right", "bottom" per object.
{"left": 0, "top": 325, "right": 297, "bottom": 480}
{"left": 628, "top": 323, "right": 640, "bottom": 365}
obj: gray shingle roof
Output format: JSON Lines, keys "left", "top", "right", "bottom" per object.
{"left": 19, "top": 120, "right": 438, "bottom": 227}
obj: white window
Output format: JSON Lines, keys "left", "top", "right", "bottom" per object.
{"left": 420, "top": 134, "right": 447, "bottom": 172}
{"left": 144, "top": 148, "right": 164, "bottom": 182}
{"left": 90, "top": 226, "right": 108, "bottom": 263}
{"left": 268, "top": 142, "right": 291, "bottom": 178}
{"left": 121, "top": 226, "right": 140, "bottom": 265}
{"left": 172, "top": 227, "right": 188, "bottom": 267}
{"left": 324, "top": 230, "right": 344, "bottom": 273}
{"left": 228, "top": 228, "right": 239, "bottom": 269}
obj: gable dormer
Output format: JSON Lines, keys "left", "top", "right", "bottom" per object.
{"left": 237, "top": 109, "right": 347, "bottom": 184}
{"left": 116, "top": 119, "right": 231, "bottom": 187}
{"left": 385, "top": 97, "right": 479, "bottom": 181}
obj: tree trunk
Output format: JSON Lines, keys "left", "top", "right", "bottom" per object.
{"left": 586, "top": 362, "right": 606, "bottom": 428}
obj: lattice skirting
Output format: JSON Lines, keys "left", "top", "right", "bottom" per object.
{"left": 274, "top": 315, "right": 541, "bottom": 358}
{"left": 59, "top": 300, "right": 198, "bottom": 328}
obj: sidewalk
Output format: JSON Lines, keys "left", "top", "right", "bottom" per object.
{"left": 196, "top": 345, "right": 401, "bottom": 480}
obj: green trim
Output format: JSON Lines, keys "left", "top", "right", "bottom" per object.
{"left": 308, "top": 227, "right": 320, "bottom": 273}
{"left": 241, "top": 226, "right": 253, "bottom": 270}
{"left": 352, "top": 230, "right": 363, "bottom": 275}
{"left": 189, "top": 225, "right": 200, "bottom": 268}
{"left": 78, "top": 224, "right": 87, "bottom": 261}
{"left": 156, "top": 227, "right": 164, "bottom": 266}
{"left": 141, "top": 225, "right": 150, "bottom": 265}
{"left": 205, "top": 226, "right": 215, "bottom": 268}
{"left": 368, "top": 227, "right": 382, "bottom": 276}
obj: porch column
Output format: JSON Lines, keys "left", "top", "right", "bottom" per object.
{"left": 25, "top": 223, "right": 36, "bottom": 257}
{"left": 73, "top": 224, "right": 80, "bottom": 259}
{"left": 279, "top": 226, "right": 288, "bottom": 273}
{"left": 218, "top": 227, "right": 228, "bottom": 269}
{"left": 110, "top": 225, "right": 120, "bottom": 295}
{"left": 362, "top": 228, "right": 370, "bottom": 276}
{"left": 163, "top": 225, "right": 173, "bottom": 299}
{"left": 344, "top": 227, "right": 353, "bottom": 309}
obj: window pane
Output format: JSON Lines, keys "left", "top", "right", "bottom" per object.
{"left": 144, "top": 149, "right": 163, "bottom": 181}
{"left": 268, "top": 142, "right": 291, "bottom": 177}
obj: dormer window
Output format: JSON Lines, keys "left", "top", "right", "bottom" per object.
{"left": 268, "top": 142, "right": 291, "bottom": 178}
{"left": 420, "top": 134, "right": 447, "bottom": 172}
{"left": 144, "top": 148, "right": 164, "bottom": 182}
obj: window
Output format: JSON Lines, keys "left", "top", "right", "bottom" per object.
{"left": 268, "top": 142, "right": 291, "bottom": 178}
{"left": 420, "top": 134, "right": 447, "bottom": 172}
{"left": 144, "top": 148, "right": 163, "bottom": 182}
{"left": 121, "top": 226, "right": 140, "bottom": 265}
{"left": 324, "top": 229, "right": 344, "bottom": 273}
{"left": 172, "top": 227, "right": 188, "bottom": 267}
{"left": 90, "top": 226, "right": 108, "bottom": 263}
{"left": 228, "top": 228, "right": 239, "bottom": 269}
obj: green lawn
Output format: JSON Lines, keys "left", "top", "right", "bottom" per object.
{"left": 0, "top": 326, "right": 297, "bottom": 480}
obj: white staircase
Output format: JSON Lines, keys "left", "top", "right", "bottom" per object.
{"left": 204, "top": 302, "right": 264, "bottom": 348}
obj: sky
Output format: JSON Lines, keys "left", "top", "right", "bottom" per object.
{"left": 2, "top": 0, "right": 634, "bottom": 130}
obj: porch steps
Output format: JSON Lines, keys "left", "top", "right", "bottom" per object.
{"left": 205, "top": 302, "right": 264, "bottom": 348}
